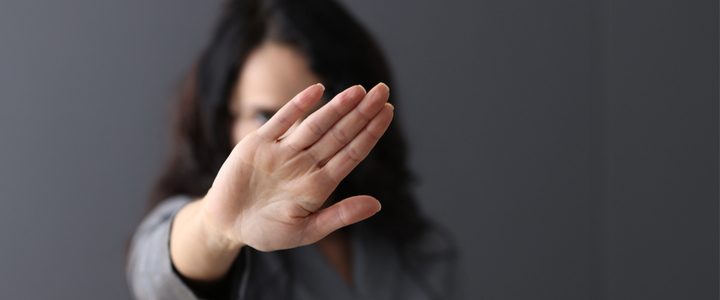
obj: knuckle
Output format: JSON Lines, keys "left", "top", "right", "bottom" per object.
{"left": 285, "top": 141, "right": 303, "bottom": 152}
{"left": 336, "top": 204, "right": 348, "bottom": 226}
{"left": 329, "top": 100, "right": 344, "bottom": 118}
{"left": 331, "top": 128, "right": 350, "bottom": 144}
{"left": 346, "top": 146, "right": 363, "bottom": 162}
{"left": 366, "top": 127, "right": 383, "bottom": 141}
{"left": 356, "top": 108, "right": 373, "bottom": 122}
{"left": 320, "top": 165, "right": 340, "bottom": 185}
{"left": 290, "top": 98, "right": 305, "bottom": 112}
{"left": 276, "top": 115, "right": 291, "bottom": 128}
{"left": 306, "top": 120, "right": 324, "bottom": 136}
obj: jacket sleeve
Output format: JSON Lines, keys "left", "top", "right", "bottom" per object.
{"left": 126, "top": 196, "right": 201, "bottom": 300}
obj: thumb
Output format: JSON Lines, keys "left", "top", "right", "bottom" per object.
{"left": 302, "top": 196, "right": 381, "bottom": 244}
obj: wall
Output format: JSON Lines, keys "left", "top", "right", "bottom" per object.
{"left": 0, "top": 1, "right": 222, "bottom": 299}
{"left": 0, "top": 0, "right": 716, "bottom": 299}
{"left": 339, "top": 0, "right": 718, "bottom": 298}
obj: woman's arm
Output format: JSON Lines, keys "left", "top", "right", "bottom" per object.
{"left": 170, "top": 199, "right": 243, "bottom": 281}
{"left": 169, "top": 83, "right": 393, "bottom": 282}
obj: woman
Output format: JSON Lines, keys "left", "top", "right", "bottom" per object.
{"left": 127, "top": 0, "right": 456, "bottom": 299}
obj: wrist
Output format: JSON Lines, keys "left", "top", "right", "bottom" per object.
{"left": 197, "top": 199, "right": 246, "bottom": 252}
{"left": 171, "top": 199, "right": 244, "bottom": 281}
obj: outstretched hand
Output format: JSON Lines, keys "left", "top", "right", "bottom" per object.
{"left": 202, "top": 83, "right": 393, "bottom": 252}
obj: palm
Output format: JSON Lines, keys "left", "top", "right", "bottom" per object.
{"left": 203, "top": 83, "right": 393, "bottom": 251}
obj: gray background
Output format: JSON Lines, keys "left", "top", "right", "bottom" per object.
{"left": 0, "top": 0, "right": 716, "bottom": 299}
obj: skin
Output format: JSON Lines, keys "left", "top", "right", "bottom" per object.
{"left": 170, "top": 42, "right": 394, "bottom": 285}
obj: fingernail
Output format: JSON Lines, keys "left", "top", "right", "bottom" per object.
{"left": 385, "top": 103, "right": 394, "bottom": 111}
{"left": 315, "top": 83, "right": 325, "bottom": 90}
{"left": 357, "top": 85, "right": 366, "bottom": 93}
{"left": 379, "top": 82, "right": 389, "bottom": 92}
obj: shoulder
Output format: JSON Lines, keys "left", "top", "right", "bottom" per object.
{"left": 135, "top": 195, "right": 194, "bottom": 234}
{"left": 148, "top": 195, "right": 194, "bottom": 219}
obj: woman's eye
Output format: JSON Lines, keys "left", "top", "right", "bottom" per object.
{"left": 254, "top": 111, "right": 275, "bottom": 125}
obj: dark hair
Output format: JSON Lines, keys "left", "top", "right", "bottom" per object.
{"left": 150, "top": 0, "right": 428, "bottom": 241}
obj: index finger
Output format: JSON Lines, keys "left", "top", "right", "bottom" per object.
{"left": 256, "top": 84, "right": 325, "bottom": 140}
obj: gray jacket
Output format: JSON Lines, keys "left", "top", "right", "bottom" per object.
{"left": 127, "top": 196, "right": 457, "bottom": 300}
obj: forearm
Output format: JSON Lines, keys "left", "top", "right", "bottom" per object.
{"left": 170, "top": 199, "right": 245, "bottom": 281}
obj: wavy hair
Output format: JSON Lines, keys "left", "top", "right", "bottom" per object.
{"left": 150, "top": 0, "right": 428, "bottom": 241}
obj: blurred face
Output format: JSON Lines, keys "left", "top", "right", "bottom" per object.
{"left": 230, "top": 42, "right": 324, "bottom": 145}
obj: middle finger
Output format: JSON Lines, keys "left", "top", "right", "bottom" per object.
{"left": 306, "top": 83, "right": 390, "bottom": 163}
